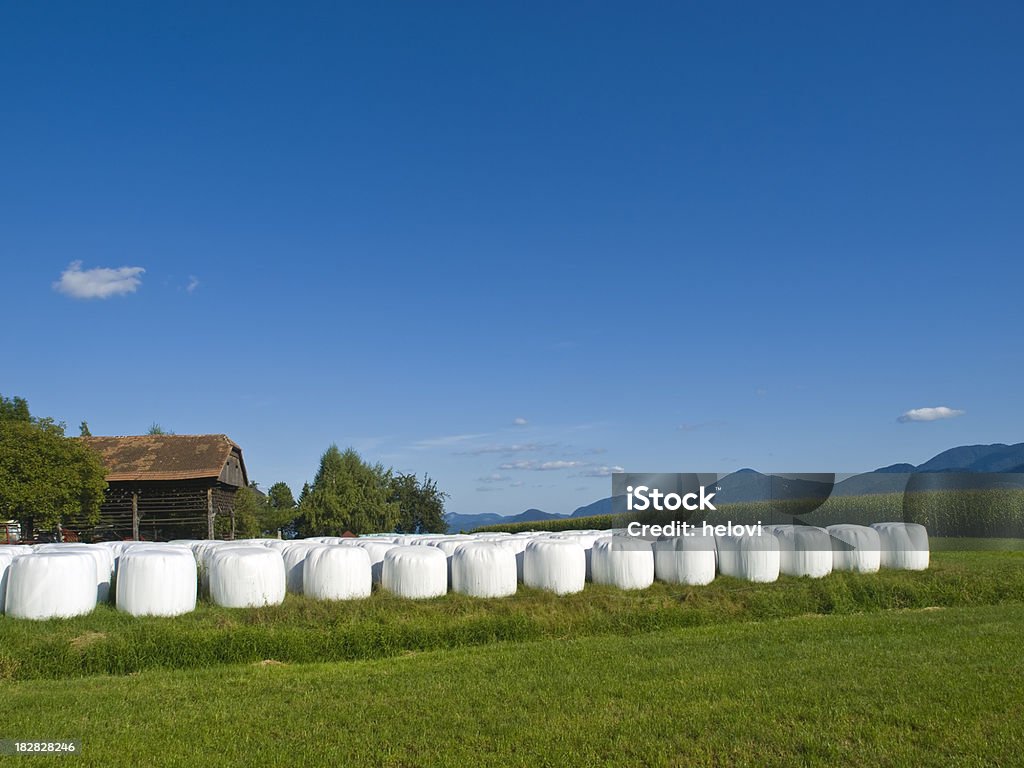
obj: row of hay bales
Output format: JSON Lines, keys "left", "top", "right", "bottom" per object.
{"left": 0, "top": 522, "right": 928, "bottom": 620}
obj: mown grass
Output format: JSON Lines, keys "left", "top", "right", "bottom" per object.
{"left": 2, "top": 603, "right": 1022, "bottom": 767}
{"left": 0, "top": 551, "right": 1021, "bottom": 681}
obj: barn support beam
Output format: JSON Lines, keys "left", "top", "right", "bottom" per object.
{"left": 207, "top": 487, "right": 214, "bottom": 539}
{"left": 131, "top": 491, "right": 140, "bottom": 541}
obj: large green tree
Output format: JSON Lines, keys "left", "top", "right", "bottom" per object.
{"left": 391, "top": 472, "right": 448, "bottom": 533}
{"left": 259, "top": 481, "right": 297, "bottom": 537}
{"left": 297, "top": 446, "right": 399, "bottom": 536}
{"left": 0, "top": 395, "right": 107, "bottom": 538}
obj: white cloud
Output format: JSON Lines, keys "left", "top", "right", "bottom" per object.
{"left": 456, "top": 442, "right": 554, "bottom": 456}
{"left": 186, "top": 276, "right": 200, "bottom": 294}
{"left": 412, "top": 433, "right": 490, "bottom": 449}
{"left": 513, "top": 417, "right": 528, "bottom": 426}
{"left": 477, "top": 473, "right": 509, "bottom": 484}
{"left": 898, "top": 406, "right": 965, "bottom": 423}
{"left": 579, "top": 465, "right": 624, "bottom": 477}
{"left": 498, "top": 460, "right": 585, "bottom": 471}
{"left": 53, "top": 261, "right": 145, "bottom": 299}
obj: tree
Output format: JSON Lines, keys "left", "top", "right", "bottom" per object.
{"left": 0, "top": 395, "right": 107, "bottom": 538}
{"left": 258, "top": 481, "right": 297, "bottom": 537}
{"left": 391, "top": 472, "right": 448, "bottom": 533}
{"left": 79, "top": 421, "right": 92, "bottom": 437}
{"left": 147, "top": 423, "right": 173, "bottom": 435}
{"left": 297, "top": 446, "right": 399, "bottom": 536}
{"left": 224, "top": 485, "right": 262, "bottom": 539}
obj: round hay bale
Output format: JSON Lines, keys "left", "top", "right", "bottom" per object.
{"left": 450, "top": 543, "right": 517, "bottom": 598}
{"left": 381, "top": 546, "right": 448, "bottom": 599}
{"left": 653, "top": 531, "right": 717, "bottom": 585}
{"left": 115, "top": 548, "right": 198, "bottom": 617}
{"left": 303, "top": 546, "right": 372, "bottom": 601}
{"left": 773, "top": 525, "right": 833, "bottom": 578}
{"left": 353, "top": 540, "right": 399, "bottom": 584}
{"left": 208, "top": 547, "right": 286, "bottom": 608}
{"left": 523, "top": 539, "right": 585, "bottom": 595}
{"left": 591, "top": 537, "right": 654, "bottom": 590}
{"left": 35, "top": 544, "right": 115, "bottom": 603}
{"left": 715, "top": 531, "right": 781, "bottom": 583}
{"left": 5, "top": 552, "right": 98, "bottom": 620}
{"left": 827, "top": 524, "right": 881, "bottom": 573}
{"left": 871, "top": 522, "right": 929, "bottom": 571}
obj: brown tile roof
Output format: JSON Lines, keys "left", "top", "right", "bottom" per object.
{"left": 80, "top": 434, "right": 244, "bottom": 483}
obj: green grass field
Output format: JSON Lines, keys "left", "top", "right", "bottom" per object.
{"left": 2, "top": 551, "right": 1023, "bottom": 766}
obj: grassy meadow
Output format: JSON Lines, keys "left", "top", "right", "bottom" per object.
{"left": 1, "top": 549, "right": 1022, "bottom": 766}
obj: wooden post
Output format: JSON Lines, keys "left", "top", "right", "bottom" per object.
{"left": 230, "top": 505, "right": 236, "bottom": 541}
{"left": 131, "top": 491, "right": 140, "bottom": 541}
{"left": 207, "top": 487, "right": 214, "bottom": 539}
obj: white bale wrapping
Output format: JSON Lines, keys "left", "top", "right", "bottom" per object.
{"left": 493, "top": 538, "right": 531, "bottom": 582}
{"left": 354, "top": 541, "right": 399, "bottom": 584}
{"left": 303, "top": 546, "right": 372, "bottom": 601}
{"left": 35, "top": 544, "right": 114, "bottom": 603}
{"left": 871, "top": 522, "right": 930, "bottom": 570}
{"left": 716, "top": 531, "right": 780, "bottom": 583}
{"left": 773, "top": 525, "right": 833, "bottom": 578}
{"left": 281, "top": 542, "right": 323, "bottom": 594}
{"left": 653, "top": 532, "right": 717, "bottom": 585}
{"left": 115, "top": 548, "right": 198, "bottom": 617}
{"left": 381, "top": 546, "right": 448, "bottom": 599}
{"left": 524, "top": 539, "right": 586, "bottom": 595}
{"left": 550, "top": 532, "right": 601, "bottom": 581}
{"left": 0, "top": 553, "right": 13, "bottom": 614}
{"left": 5, "top": 552, "right": 98, "bottom": 619}
{"left": 450, "top": 543, "right": 517, "bottom": 598}
{"left": 208, "top": 547, "right": 286, "bottom": 608}
{"left": 827, "top": 524, "right": 882, "bottom": 573}
{"left": 591, "top": 537, "right": 654, "bottom": 590}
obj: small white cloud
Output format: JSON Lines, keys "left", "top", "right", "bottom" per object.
{"left": 477, "top": 473, "right": 509, "bottom": 484}
{"left": 455, "top": 443, "right": 555, "bottom": 456}
{"left": 898, "top": 406, "right": 965, "bottom": 423}
{"left": 677, "top": 420, "right": 727, "bottom": 432}
{"left": 513, "top": 417, "right": 528, "bottom": 426}
{"left": 498, "top": 459, "right": 585, "bottom": 471}
{"left": 579, "top": 465, "right": 624, "bottom": 477}
{"left": 186, "top": 276, "right": 200, "bottom": 294}
{"left": 53, "top": 261, "right": 145, "bottom": 299}
{"left": 510, "top": 480, "right": 525, "bottom": 487}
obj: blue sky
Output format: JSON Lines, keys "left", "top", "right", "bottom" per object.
{"left": 2, "top": 2, "right": 1022, "bottom": 517}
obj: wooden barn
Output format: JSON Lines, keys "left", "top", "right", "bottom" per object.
{"left": 79, "top": 434, "right": 248, "bottom": 541}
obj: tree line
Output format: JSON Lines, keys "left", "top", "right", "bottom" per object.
{"left": 232, "top": 445, "right": 448, "bottom": 538}
{"left": 0, "top": 394, "right": 448, "bottom": 539}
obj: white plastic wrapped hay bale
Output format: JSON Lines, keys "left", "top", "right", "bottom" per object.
{"left": 550, "top": 532, "right": 601, "bottom": 581}
{"left": 5, "top": 552, "right": 98, "bottom": 619}
{"left": 0, "top": 553, "right": 14, "bottom": 614}
{"left": 35, "top": 544, "right": 115, "bottom": 603}
{"left": 591, "top": 537, "right": 654, "bottom": 590}
{"left": 115, "top": 548, "right": 198, "bottom": 617}
{"left": 450, "top": 543, "right": 517, "bottom": 598}
{"left": 871, "top": 522, "right": 929, "bottom": 571}
{"left": 381, "top": 546, "right": 447, "bottom": 599}
{"left": 280, "top": 542, "right": 323, "bottom": 594}
{"left": 208, "top": 547, "right": 286, "bottom": 608}
{"left": 715, "top": 531, "right": 781, "bottom": 583}
{"left": 493, "top": 537, "right": 531, "bottom": 582}
{"left": 827, "top": 524, "right": 881, "bottom": 573}
{"left": 773, "top": 525, "right": 833, "bottom": 578}
{"left": 523, "top": 539, "right": 586, "bottom": 595}
{"left": 354, "top": 540, "right": 398, "bottom": 584}
{"left": 653, "top": 531, "right": 717, "bottom": 585}
{"left": 303, "top": 546, "right": 372, "bottom": 601}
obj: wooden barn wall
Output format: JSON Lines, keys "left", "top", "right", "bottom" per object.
{"left": 76, "top": 480, "right": 240, "bottom": 542}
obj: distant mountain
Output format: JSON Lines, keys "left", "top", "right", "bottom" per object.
{"left": 444, "top": 507, "right": 565, "bottom": 533}
{"left": 448, "top": 442, "right": 1024, "bottom": 532}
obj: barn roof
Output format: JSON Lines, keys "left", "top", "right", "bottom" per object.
{"left": 80, "top": 434, "right": 247, "bottom": 485}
